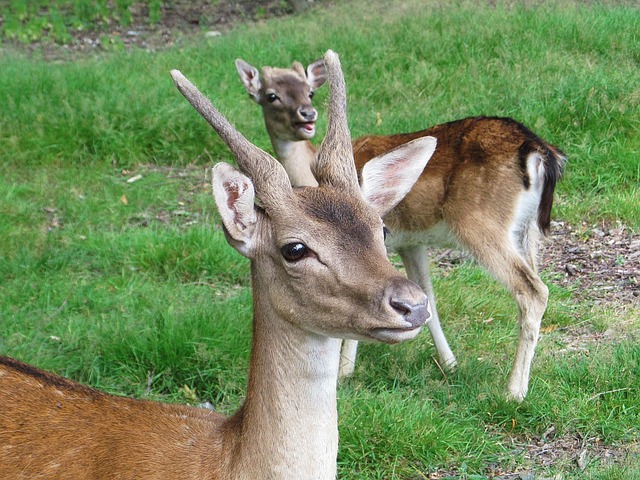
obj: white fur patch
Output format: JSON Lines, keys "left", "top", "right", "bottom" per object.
{"left": 510, "top": 152, "right": 545, "bottom": 246}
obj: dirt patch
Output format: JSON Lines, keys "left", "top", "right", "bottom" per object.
{"left": 541, "top": 220, "right": 639, "bottom": 306}
{"left": 423, "top": 433, "right": 638, "bottom": 479}
{"left": 513, "top": 431, "right": 636, "bottom": 474}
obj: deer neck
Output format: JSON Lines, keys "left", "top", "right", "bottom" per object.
{"left": 269, "top": 135, "right": 318, "bottom": 187}
{"left": 228, "top": 278, "right": 341, "bottom": 479}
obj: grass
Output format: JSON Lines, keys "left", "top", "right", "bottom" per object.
{"left": 1, "top": 0, "right": 639, "bottom": 478}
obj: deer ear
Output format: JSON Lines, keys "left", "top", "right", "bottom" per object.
{"left": 360, "top": 136, "right": 437, "bottom": 217}
{"left": 235, "top": 59, "right": 262, "bottom": 102}
{"left": 212, "top": 162, "right": 259, "bottom": 258}
{"left": 306, "top": 59, "right": 328, "bottom": 90}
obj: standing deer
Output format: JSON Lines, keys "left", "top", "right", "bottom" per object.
{"left": 235, "top": 57, "right": 566, "bottom": 401}
{"left": 0, "top": 51, "right": 435, "bottom": 479}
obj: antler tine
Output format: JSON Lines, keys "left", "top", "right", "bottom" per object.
{"left": 170, "top": 69, "right": 291, "bottom": 207}
{"left": 313, "top": 51, "right": 360, "bottom": 195}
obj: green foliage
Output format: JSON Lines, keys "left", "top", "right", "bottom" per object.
{"left": 1, "top": 1, "right": 638, "bottom": 478}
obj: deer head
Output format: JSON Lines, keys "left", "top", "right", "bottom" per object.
{"left": 236, "top": 58, "right": 328, "bottom": 142}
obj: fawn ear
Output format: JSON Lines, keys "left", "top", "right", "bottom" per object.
{"left": 235, "top": 59, "right": 262, "bottom": 102}
{"left": 306, "top": 59, "right": 328, "bottom": 90}
{"left": 360, "top": 136, "right": 437, "bottom": 217}
{"left": 212, "top": 162, "right": 259, "bottom": 258}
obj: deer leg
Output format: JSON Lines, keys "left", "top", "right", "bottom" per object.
{"left": 338, "top": 340, "right": 359, "bottom": 378}
{"left": 467, "top": 238, "right": 548, "bottom": 402}
{"left": 398, "top": 246, "right": 457, "bottom": 371}
{"left": 508, "top": 276, "right": 548, "bottom": 402}
{"left": 511, "top": 224, "right": 547, "bottom": 401}
{"left": 522, "top": 221, "right": 542, "bottom": 274}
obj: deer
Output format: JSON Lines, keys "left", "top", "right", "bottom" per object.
{"left": 235, "top": 57, "right": 566, "bottom": 402}
{"left": 0, "top": 51, "right": 437, "bottom": 479}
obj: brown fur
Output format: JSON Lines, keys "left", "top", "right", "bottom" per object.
{"left": 0, "top": 355, "right": 231, "bottom": 479}
{"left": 353, "top": 116, "right": 565, "bottom": 237}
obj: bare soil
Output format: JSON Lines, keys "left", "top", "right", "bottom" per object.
{"left": 542, "top": 220, "right": 639, "bottom": 305}
{"left": 424, "top": 431, "right": 639, "bottom": 479}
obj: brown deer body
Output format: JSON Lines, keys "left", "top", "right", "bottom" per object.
{"left": 0, "top": 51, "right": 435, "bottom": 479}
{"left": 236, "top": 58, "right": 566, "bottom": 401}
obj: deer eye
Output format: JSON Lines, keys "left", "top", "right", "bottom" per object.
{"left": 266, "top": 93, "right": 279, "bottom": 103}
{"left": 383, "top": 225, "right": 390, "bottom": 241}
{"left": 309, "top": 91, "right": 314, "bottom": 99}
{"left": 281, "top": 242, "right": 308, "bottom": 262}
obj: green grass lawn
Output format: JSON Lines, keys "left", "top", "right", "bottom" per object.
{"left": 1, "top": 0, "right": 639, "bottom": 478}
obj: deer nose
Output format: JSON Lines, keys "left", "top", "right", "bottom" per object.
{"left": 390, "top": 298, "right": 430, "bottom": 328}
{"left": 299, "top": 107, "right": 317, "bottom": 122}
